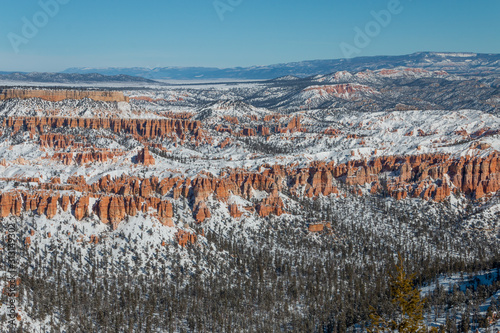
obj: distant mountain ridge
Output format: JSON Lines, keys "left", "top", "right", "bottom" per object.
{"left": 0, "top": 72, "right": 157, "bottom": 84}
{"left": 62, "top": 52, "right": 500, "bottom": 80}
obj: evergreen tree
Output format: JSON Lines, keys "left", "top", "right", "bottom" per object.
{"left": 368, "top": 254, "right": 434, "bottom": 332}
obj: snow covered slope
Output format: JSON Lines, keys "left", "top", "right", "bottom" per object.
{"left": 0, "top": 80, "right": 498, "bottom": 331}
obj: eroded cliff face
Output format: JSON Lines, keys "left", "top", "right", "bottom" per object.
{"left": 6, "top": 116, "right": 200, "bottom": 137}
{"left": 0, "top": 152, "right": 498, "bottom": 229}
{"left": 0, "top": 89, "right": 129, "bottom": 103}
{"left": 3, "top": 116, "right": 204, "bottom": 142}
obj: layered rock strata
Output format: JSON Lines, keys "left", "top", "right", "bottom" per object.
{"left": 0, "top": 89, "right": 129, "bottom": 103}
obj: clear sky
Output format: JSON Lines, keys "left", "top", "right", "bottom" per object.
{"left": 1, "top": 0, "right": 499, "bottom": 72}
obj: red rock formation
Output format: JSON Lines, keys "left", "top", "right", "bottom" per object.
{"left": 229, "top": 203, "right": 243, "bottom": 218}
{"left": 67, "top": 175, "right": 88, "bottom": 188}
{"left": 37, "top": 193, "right": 50, "bottom": 215}
{"left": 50, "top": 177, "right": 61, "bottom": 184}
{"left": 300, "top": 164, "right": 339, "bottom": 197}
{"left": 257, "top": 125, "right": 271, "bottom": 136}
{"left": 434, "top": 183, "right": 451, "bottom": 202}
{"left": 213, "top": 180, "right": 230, "bottom": 201}
{"left": 0, "top": 192, "right": 22, "bottom": 217}
{"left": 46, "top": 194, "right": 59, "bottom": 219}
{"left": 308, "top": 224, "right": 324, "bottom": 232}
{"left": 404, "top": 130, "right": 414, "bottom": 136}
{"left": 241, "top": 128, "right": 256, "bottom": 137}
{"left": 124, "top": 197, "right": 137, "bottom": 217}
{"left": 176, "top": 230, "right": 197, "bottom": 247}
{"left": 95, "top": 197, "right": 111, "bottom": 223}
{"left": 215, "top": 125, "right": 232, "bottom": 134}
{"left": 4, "top": 116, "right": 203, "bottom": 143}
{"left": 287, "top": 116, "right": 301, "bottom": 132}
{"left": 324, "top": 128, "right": 342, "bottom": 136}
{"left": 140, "top": 178, "right": 153, "bottom": 196}
{"left": 398, "top": 162, "right": 412, "bottom": 183}
{"left": 219, "top": 138, "right": 232, "bottom": 149}
{"left": 256, "top": 187, "right": 284, "bottom": 217}
{"left": 137, "top": 147, "right": 155, "bottom": 166}
{"left": 223, "top": 116, "right": 239, "bottom": 124}
{"left": 395, "top": 190, "right": 407, "bottom": 200}
{"left": 108, "top": 197, "right": 126, "bottom": 229}
{"left": 74, "top": 196, "right": 89, "bottom": 221}
{"left": 40, "top": 133, "right": 82, "bottom": 150}
{"left": 158, "top": 177, "right": 179, "bottom": 196}
{"left": 0, "top": 88, "right": 129, "bottom": 102}
{"left": 192, "top": 177, "right": 214, "bottom": 205}
{"left": 194, "top": 202, "right": 211, "bottom": 223}
{"left": 370, "top": 182, "right": 381, "bottom": 194}
{"left": 264, "top": 114, "right": 283, "bottom": 122}
{"left": 23, "top": 193, "right": 36, "bottom": 212}
{"left": 60, "top": 195, "right": 70, "bottom": 212}
{"left": 1, "top": 152, "right": 498, "bottom": 225}
{"left": 344, "top": 161, "right": 378, "bottom": 186}
{"left": 158, "top": 200, "right": 174, "bottom": 226}
{"left": 52, "top": 153, "right": 73, "bottom": 165}
{"left": 73, "top": 150, "right": 123, "bottom": 165}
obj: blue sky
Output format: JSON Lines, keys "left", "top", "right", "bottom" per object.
{"left": 1, "top": 0, "right": 499, "bottom": 72}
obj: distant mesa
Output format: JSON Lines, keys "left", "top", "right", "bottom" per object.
{"left": 0, "top": 88, "right": 129, "bottom": 103}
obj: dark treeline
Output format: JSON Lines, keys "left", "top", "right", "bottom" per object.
{"left": 2, "top": 193, "right": 500, "bottom": 332}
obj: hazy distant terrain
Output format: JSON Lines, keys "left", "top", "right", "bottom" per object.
{"left": 63, "top": 52, "right": 500, "bottom": 80}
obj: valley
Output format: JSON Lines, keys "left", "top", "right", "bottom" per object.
{"left": 0, "top": 59, "right": 499, "bottom": 331}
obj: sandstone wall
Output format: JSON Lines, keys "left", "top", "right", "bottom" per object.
{"left": 0, "top": 89, "right": 129, "bottom": 103}
{"left": 4, "top": 116, "right": 202, "bottom": 141}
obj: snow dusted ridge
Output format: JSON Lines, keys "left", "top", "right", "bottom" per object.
{"left": 61, "top": 51, "right": 500, "bottom": 80}
{"left": 0, "top": 75, "right": 498, "bottom": 331}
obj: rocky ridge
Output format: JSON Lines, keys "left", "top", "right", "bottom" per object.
{"left": 0, "top": 88, "right": 130, "bottom": 103}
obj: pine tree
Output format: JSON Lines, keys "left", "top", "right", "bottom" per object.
{"left": 459, "top": 308, "right": 470, "bottom": 333}
{"left": 368, "top": 254, "right": 435, "bottom": 332}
